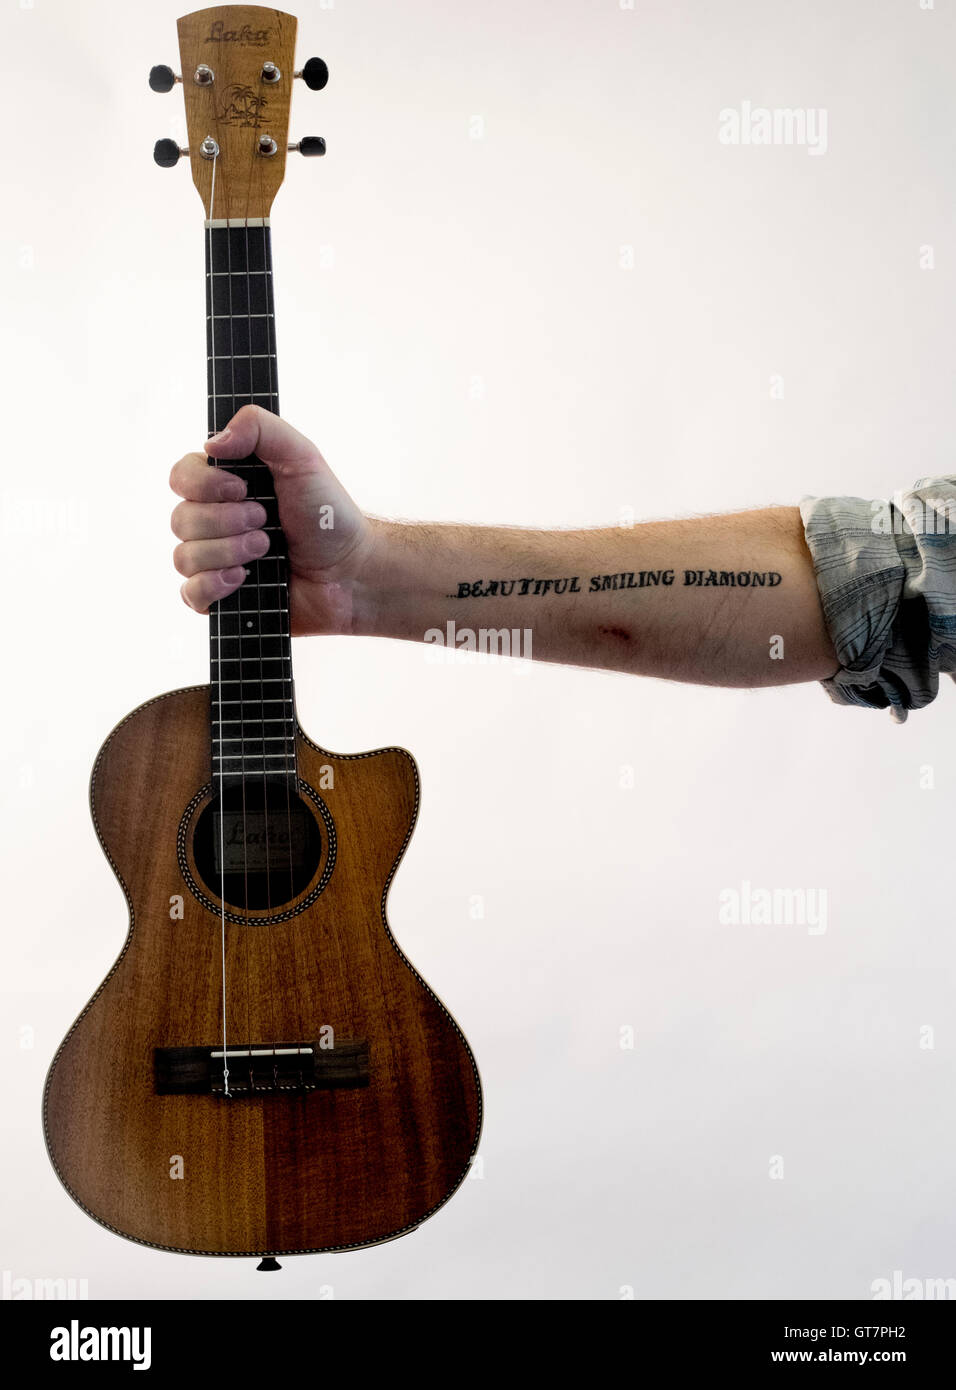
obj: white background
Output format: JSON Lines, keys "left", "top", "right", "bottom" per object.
{"left": 2, "top": 0, "right": 955, "bottom": 1301}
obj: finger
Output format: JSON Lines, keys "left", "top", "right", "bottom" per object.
{"left": 205, "top": 404, "right": 324, "bottom": 479}
{"left": 180, "top": 566, "right": 248, "bottom": 614}
{"left": 173, "top": 530, "right": 270, "bottom": 577}
{"left": 170, "top": 452, "right": 249, "bottom": 502}
{"left": 171, "top": 499, "right": 267, "bottom": 542}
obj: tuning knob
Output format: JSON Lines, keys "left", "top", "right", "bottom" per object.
{"left": 153, "top": 138, "right": 187, "bottom": 167}
{"left": 295, "top": 57, "right": 329, "bottom": 90}
{"left": 148, "top": 64, "right": 181, "bottom": 92}
{"left": 289, "top": 136, "right": 326, "bottom": 157}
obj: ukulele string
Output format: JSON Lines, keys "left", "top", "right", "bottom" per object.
{"left": 259, "top": 215, "right": 298, "bottom": 1061}
{"left": 226, "top": 205, "right": 253, "bottom": 1071}
{"left": 244, "top": 214, "right": 279, "bottom": 1063}
{"left": 258, "top": 216, "right": 297, "bottom": 922}
{"left": 208, "top": 152, "right": 230, "bottom": 1099}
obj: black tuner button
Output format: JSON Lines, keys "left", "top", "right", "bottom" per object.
{"left": 256, "top": 1257, "right": 282, "bottom": 1272}
{"left": 153, "top": 138, "right": 183, "bottom": 168}
{"left": 299, "top": 57, "right": 329, "bottom": 90}
{"left": 294, "top": 136, "right": 327, "bottom": 157}
{"left": 149, "top": 64, "right": 178, "bottom": 93}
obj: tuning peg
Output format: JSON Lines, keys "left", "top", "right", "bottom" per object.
{"left": 149, "top": 65, "right": 181, "bottom": 93}
{"left": 153, "top": 138, "right": 188, "bottom": 167}
{"left": 288, "top": 137, "right": 326, "bottom": 157}
{"left": 295, "top": 58, "right": 329, "bottom": 91}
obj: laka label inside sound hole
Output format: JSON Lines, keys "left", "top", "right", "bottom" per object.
{"left": 193, "top": 779, "right": 323, "bottom": 910}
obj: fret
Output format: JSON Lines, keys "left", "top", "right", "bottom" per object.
{"left": 215, "top": 751, "right": 294, "bottom": 759}
{"left": 213, "top": 624, "right": 288, "bottom": 639}
{"left": 211, "top": 656, "right": 292, "bottom": 666}
{"left": 218, "top": 756, "right": 298, "bottom": 767}
{"left": 211, "top": 717, "right": 293, "bottom": 728}
{"left": 215, "top": 725, "right": 295, "bottom": 739}
{"left": 213, "top": 720, "right": 296, "bottom": 731}
{"left": 213, "top": 698, "right": 293, "bottom": 707}
{"left": 212, "top": 676, "right": 291, "bottom": 689}
{"left": 209, "top": 391, "right": 279, "bottom": 401}
{"left": 213, "top": 606, "right": 289, "bottom": 618}
{"left": 215, "top": 689, "right": 293, "bottom": 700}
{"left": 214, "top": 769, "right": 295, "bottom": 777}
{"left": 213, "top": 736, "right": 295, "bottom": 744}
{"left": 215, "top": 780, "right": 297, "bottom": 790}
{"left": 211, "top": 667, "right": 292, "bottom": 675}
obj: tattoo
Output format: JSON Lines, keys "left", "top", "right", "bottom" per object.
{"left": 452, "top": 577, "right": 582, "bottom": 599}
{"left": 452, "top": 569, "right": 782, "bottom": 599}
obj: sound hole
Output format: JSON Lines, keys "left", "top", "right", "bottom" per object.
{"left": 192, "top": 780, "right": 322, "bottom": 911}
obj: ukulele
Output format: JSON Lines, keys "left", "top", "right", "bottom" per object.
{"left": 44, "top": 5, "right": 482, "bottom": 1264}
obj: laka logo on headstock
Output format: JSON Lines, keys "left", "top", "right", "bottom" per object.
{"left": 204, "top": 20, "right": 272, "bottom": 45}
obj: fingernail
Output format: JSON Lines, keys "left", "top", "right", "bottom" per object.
{"left": 209, "top": 427, "right": 232, "bottom": 444}
{"left": 221, "top": 566, "right": 246, "bottom": 585}
{"left": 225, "top": 480, "right": 247, "bottom": 500}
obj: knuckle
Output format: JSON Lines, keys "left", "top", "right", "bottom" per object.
{"left": 221, "top": 502, "right": 247, "bottom": 533}
{"left": 172, "top": 542, "right": 193, "bottom": 577}
{"left": 243, "top": 530, "right": 268, "bottom": 558}
{"left": 184, "top": 580, "right": 208, "bottom": 614}
{"left": 170, "top": 500, "right": 190, "bottom": 538}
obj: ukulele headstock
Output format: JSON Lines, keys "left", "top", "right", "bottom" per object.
{"left": 152, "top": 6, "right": 327, "bottom": 219}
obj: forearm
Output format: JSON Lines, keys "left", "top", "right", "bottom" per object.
{"left": 349, "top": 506, "right": 839, "bottom": 686}
{"left": 175, "top": 412, "right": 956, "bottom": 712}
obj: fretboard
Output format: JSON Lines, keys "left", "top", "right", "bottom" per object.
{"left": 205, "top": 219, "right": 296, "bottom": 791}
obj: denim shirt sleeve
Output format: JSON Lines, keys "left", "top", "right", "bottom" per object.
{"left": 799, "top": 477, "right": 956, "bottom": 722}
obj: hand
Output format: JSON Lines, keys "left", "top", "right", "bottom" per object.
{"left": 169, "top": 405, "right": 376, "bottom": 635}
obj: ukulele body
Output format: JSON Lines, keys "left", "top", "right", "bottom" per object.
{"left": 44, "top": 685, "right": 482, "bottom": 1256}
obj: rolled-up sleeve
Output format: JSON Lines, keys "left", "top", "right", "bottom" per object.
{"left": 799, "top": 477, "right": 956, "bottom": 721}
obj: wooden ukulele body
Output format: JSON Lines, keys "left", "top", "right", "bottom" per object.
{"left": 44, "top": 686, "right": 482, "bottom": 1256}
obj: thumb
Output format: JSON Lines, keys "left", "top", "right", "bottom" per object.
{"left": 205, "top": 404, "right": 324, "bottom": 480}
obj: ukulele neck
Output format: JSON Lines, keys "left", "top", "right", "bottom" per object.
{"left": 204, "top": 218, "right": 297, "bottom": 794}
